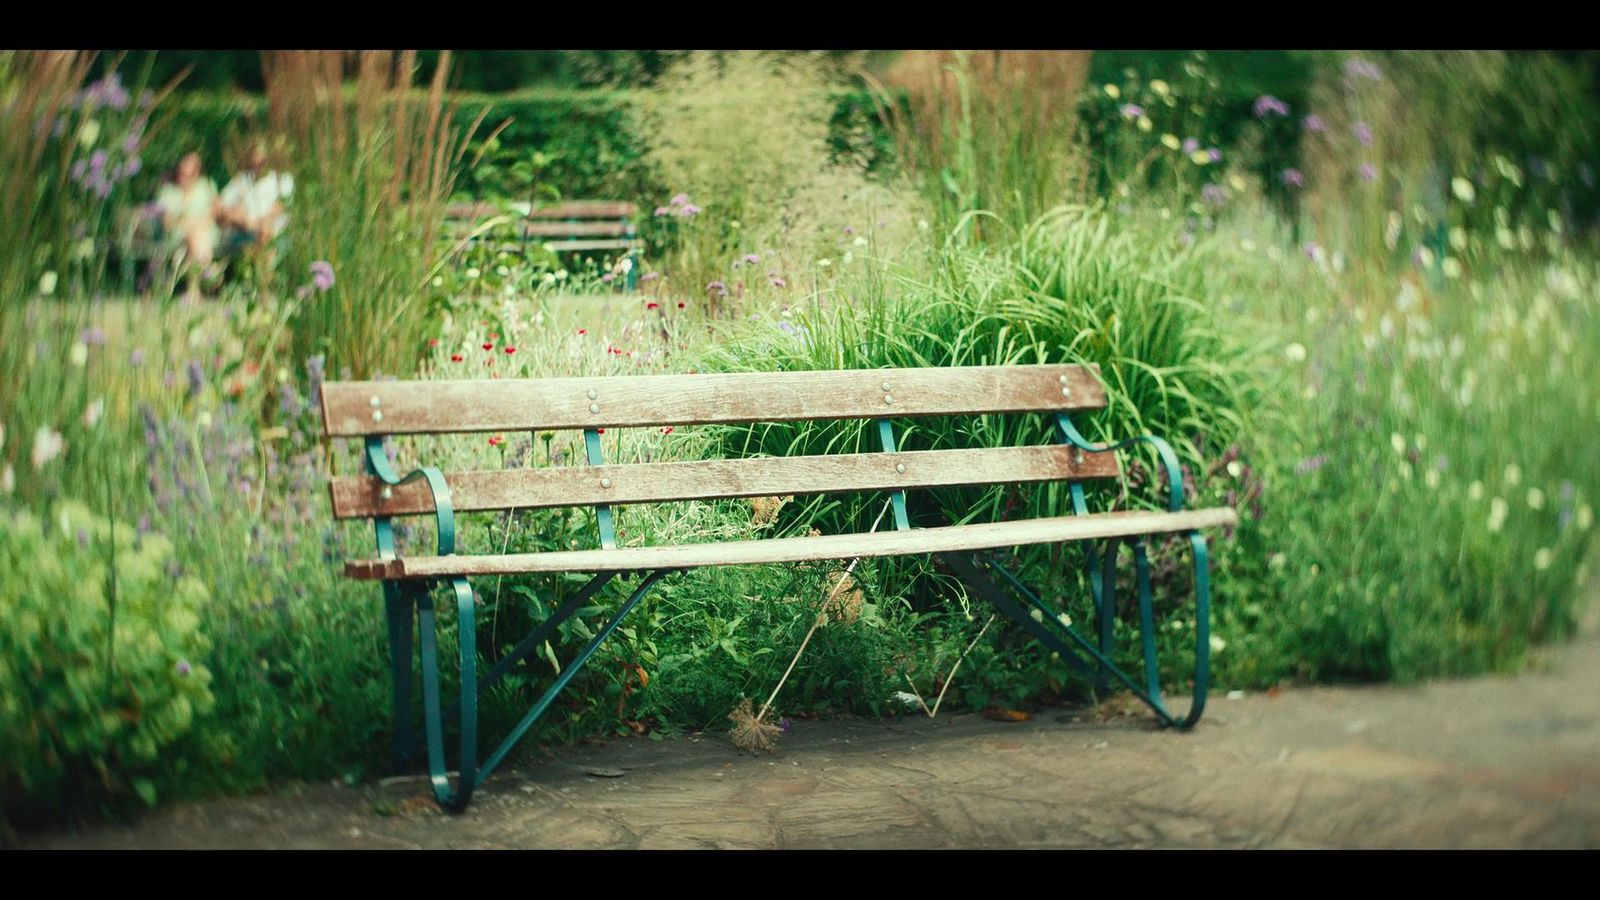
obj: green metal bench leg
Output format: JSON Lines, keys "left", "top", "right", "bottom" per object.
{"left": 416, "top": 575, "right": 479, "bottom": 811}
{"left": 1069, "top": 482, "right": 1113, "bottom": 695}
{"left": 940, "top": 552, "right": 1097, "bottom": 679}
{"left": 382, "top": 580, "right": 416, "bottom": 774}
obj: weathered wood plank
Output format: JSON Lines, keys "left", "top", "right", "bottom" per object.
{"left": 519, "top": 221, "right": 633, "bottom": 238}
{"left": 329, "top": 444, "right": 1120, "bottom": 519}
{"left": 321, "top": 365, "right": 1107, "bottom": 437}
{"left": 525, "top": 201, "right": 637, "bottom": 219}
{"left": 345, "top": 507, "right": 1239, "bottom": 579}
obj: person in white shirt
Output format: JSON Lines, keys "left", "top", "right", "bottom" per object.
{"left": 155, "top": 151, "right": 222, "bottom": 301}
{"left": 219, "top": 144, "right": 293, "bottom": 253}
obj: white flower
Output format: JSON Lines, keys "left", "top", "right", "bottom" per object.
{"left": 1137, "top": 116, "right": 1153, "bottom": 132}
{"left": 619, "top": 257, "right": 633, "bottom": 273}
{"left": 465, "top": 267, "right": 481, "bottom": 279}
{"left": 917, "top": 219, "right": 930, "bottom": 231}
{"left": 1268, "top": 552, "right": 1287, "bottom": 570}
{"left": 1029, "top": 608, "right": 1045, "bottom": 623}
{"left": 78, "top": 119, "right": 100, "bottom": 147}
{"left": 495, "top": 265, "right": 510, "bottom": 277}
{"left": 1468, "top": 480, "right": 1485, "bottom": 501}
{"left": 83, "top": 397, "right": 105, "bottom": 429}
{"left": 890, "top": 691, "right": 922, "bottom": 709}
{"left": 1504, "top": 463, "right": 1521, "bottom": 487}
{"left": 1057, "top": 612, "right": 1073, "bottom": 628}
{"left": 38, "top": 271, "right": 57, "bottom": 296}
{"left": 1449, "top": 227, "right": 1468, "bottom": 250}
{"left": 1527, "top": 488, "right": 1545, "bottom": 510}
{"left": 197, "top": 410, "right": 213, "bottom": 431}
{"left": 1161, "top": 133, "right": 1181, "bottom": 150}
{"left": 1103, "top": 84, "right": 1121, "bottom": 99}
{"left": 541, "top": 272, "right": 556, "bottom": 285}
{"left": 1451, "top": 176, "right": 1476, "bottom": 203}
{"left": 0, "top": 464, "right": 12, "bottom": 495}
{"left": 853, "top": 236, "right": 868, "bottom": 247}
{"left": 554, "top": 269, "right": 568, "bottom": 281}
{"left": 816, "top": 258, "right": 832, "bottom": 268}
{"left": 31, "top": 427, "right": 64, "bottom": 470}
{"left": 1390, "top": 433, "right": 1406, "bottom": 455}
{"left": 431, "top": 275, "right": 444, "bottom": 287}
{"left": 69, "top": 342, "right": 88, "bottom": 367}
{"left": 1442, "top": 257, "right": 1463, "bottom": 279}
{"left": 1285, "top": 342, "right": 1307, "bottom": 362}
{"left": 1488, "top": 497, "right": 1509, "bottom": 533}
{"left": 1209, "top": 635, "right": 1227, "bottom": 654}
{"left": 1228, "top": 174, "right": 1247, "bottom": 192}
{"left": 1577, "top": 504, "right": 1594, "bottom": 531}
{"left": 1533, "top": 548, "right": 1553, "bottom": 571}
{"left": 1425, "top": 469, "right": 1441, "bottom": 489}
{"left": 1226, "top": 460, "right": 1244, "bottom": 479}
{"left": 1151, "top": 79, "right": 1171, "bottom": 96}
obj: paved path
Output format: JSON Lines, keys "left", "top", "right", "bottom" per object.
{"left": 30, "top": 621, "right": 1600, "bottom": 849}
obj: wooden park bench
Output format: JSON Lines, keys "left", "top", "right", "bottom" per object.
{"left": 322, "top": 364, "right": 1238, "bottom": 810}
{"left": 442, "top": 200, "right": 642, "bottom": 290}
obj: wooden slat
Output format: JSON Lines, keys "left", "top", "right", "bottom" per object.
{"left": 321, "top": 365, "right": 1107, "bottom": 437}
{"left": 329, "top": 444, "right": 1120, "bottom": 520}
{"left": 344, "top": 507, "right": 1239, "bottom": 579}
{"left": 542, "top": 238, "right": 641, "bottom": 252}
{"left": 526, "top": 201, "right": 637, "bottom": 219}
{"left": 519, "top": 221, "right": 633, "bottom": 238}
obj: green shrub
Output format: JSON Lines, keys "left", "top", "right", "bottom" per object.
{"left": 0, "top": 501, "right": 217, "bottom": 832}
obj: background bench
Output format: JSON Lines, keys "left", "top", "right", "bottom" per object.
{"left": 321, "top": 364, "right": 1237, "bottom": 810}
{"left": 442, "top": 200, "right": 641, "bottom": 290}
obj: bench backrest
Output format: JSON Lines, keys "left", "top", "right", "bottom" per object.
{"left": 322, "top": 364, "right": 1118, "bottom": 525}
{"left": 443, "top": 200, "right": 639, "bottom": 252}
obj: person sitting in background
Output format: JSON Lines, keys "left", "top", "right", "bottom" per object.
{"left": 219, "top": 144, "right": 293, "bottom": 255}
{"left": 155, "top": 151, "right": 221, "bottom": 301}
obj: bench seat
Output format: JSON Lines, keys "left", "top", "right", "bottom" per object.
{"left": 346, "top": 507, "right": 1237, "bottom": 579}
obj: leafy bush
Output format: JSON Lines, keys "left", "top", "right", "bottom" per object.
{"left": 0, "top": 501, "right": 217, "bottom": 832}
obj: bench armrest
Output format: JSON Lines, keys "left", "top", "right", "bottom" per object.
{"left": 1053, "top": 413, "right": 1186, "bottom": 512}
{"left": 364, "top": 438, "right": 459, "bottom": 557}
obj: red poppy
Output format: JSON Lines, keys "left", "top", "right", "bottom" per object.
{"left": 488, "top": 436, "right": 504, "bottom": 447}
{"left": 577, "top": 328, "right": 587, "bottom": 335}
{"left": 677, "top": 302, "right": 686, "bottom": 309}
{"left": 482, "top": 342, "right": 493, "bottom": 351}
{"left": 597, "top": 428, "right": 606, "bottom": 434}
{"left": 660, "top": 426, "right": 674, "bottom": 435}
{"left": 428, "top": 338, "right": 440, "bottom": 347}
{"left": 450, "top": 353, "right": 463, "bottom": 362}
{"left": 647, "top": 302, "right": 659, "bottom": 310}
{"left": 504, "top": 346, "right": 516, "bottom": 355}
{"left": 489, "top": 333, "right": 499, "bottom": 342}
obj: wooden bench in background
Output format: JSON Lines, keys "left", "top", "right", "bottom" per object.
{"left": 442, "top": 200, "right": 642, "bottom": 290}
{"left": 321, "top": 364, "right": 1237, "bottom": 810}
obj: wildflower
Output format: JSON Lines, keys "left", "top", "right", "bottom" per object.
{"left": 465, "top": 267, "right": 481, "bottom": 279}
{"left": 853, "top": 236, "right": 869, "bottom": 247}
{"left": 706, "top": 280, "right": 727, "bottom": 296}
{"left": 0, "top": 465, "right": 12, "bottom": 494}
{"left": 1295, "top": 454, "right": 1328, "bottom": 475}
{"left": 70, "top": 342, "right": 89, "bottom": 367}
{"left": 1303, "top": 242, "right": 1323, "bottom": 262}
{"left": 1120, "top": 103, "right": 1145, "bottom": 119}
{"left": 38, "top": 271, "right": 57, "bottom": 295}
{"left": 1210, "top": 635, "right": 1227, "bottom": 654}
{"left": 1285, "top": 342, "right": 1307, "bottom": 362}
{"left": 1161, "top": 134, "right": 1182, "bottom": 150}
{"left": 671, "top": 193, "right": 690, "bottom": 206}
{"left": 450, "top": 354, "right": 463, "bottom": 362}
{"left": 770, "top": 275, "right": 787, "bottom": 288}
{"left": 176, "top": 660, "right": 192, "bottom": 677}
{"left": 1103, "top": 84, "right": 1121, "bottom": 99}
{"left": 677, "top": 302, "right": 686, "bottom": 309}
{"left": 1253, "top": 95, "right": 1290, "bottom": 117}
{"left": 1425, "top": 468, "right": 1441, "bottom": 489}
{"left": 1280, "top": 168, "right": 1305, "bottom": 188}
{"left": 555, "top": 269, "right": 568, "bottom": 281}
{"left": 1360, "top": 163, "right": 1378, "bottom": 183}
{"left": 503, "top": 346, "right": 516, "bottom": 355}
{"left": 1527, "top": 487, "right": 1545, "bottom": 510}
{"left": 1390, "top": 433, "right": 1406, "bottom": 455}
{"left": 482, "top": 342, "right": 494, "bottom": 351}
{"left": 743, "top": 254, "right": 761, "bottom": 265}
{"left": 1451, "top": 177, "right": 1476, "bottom": 203}
{"left": 31, "top": 427, "right": 65, "bottom": 470}
{"left": 577, "top": 328, "right": 587, "bottom": 335}
{"left": 310, "top": 261, "right": 335, "bottom": 291}
{"left": 1208, "top": 147, "right": 1222, "bottom": 162}
{"left": 680, "top": 204, "right": 701, "bottom": 217}
{"left": 83, "top": 397, "right": 105, "bottom": 429}
{"left": 1442, "top": 257, "right": 1462, "bottom": 279}
{"left": 817, "top": 258, "right": 832, "bottom": 268}
{"left": 1488, "top": 497, "right": 1509, "bottom": 533}
{"left": 659, "top": 426, "right": 674, "bottom": 435}
{"left": 1137, "top": 116, "right": 1153, "bottom": 132}
{"left": 1302, "top": 114, "right": 1326, "bottom": 133}
{"left": 646, "top": 302, "right": 659, "bottom": 310}
{"left": 640, "top": 272, "right": 659, "bottom": 283}
{"left": 1201, "top": 183, "right": 1228, "bottom": 207}
{"left": 1578, "top": 504, "right": 1594, "bottom": 531}
{"left": 1468, "top": 480, "right": 1485, "bottom": 501}
{"left": 1352, "top": 121, "right": 1373, "bottom": 146}
{"left": 488, "top": 436, "right": 504, "bottom": 448}
{"left": 601, "top": 273, "right": 616, "bottom": 283}
{"left": 1150, "top": 79, "right": 1170, "bottom": 96}
{"left": 1344, "top": 58, "right": 1383, "bottom": 82}
{"left": 653, "top": 206, "right": 672, "bottom": 217}
{"left": 1534, "top": 548, "right": 1554, "bottom": 571}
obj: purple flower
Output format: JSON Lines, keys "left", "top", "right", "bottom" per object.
{"left": 1200, "top": 183, "right": 1228, "bottom": 207}
{"left": 670, "top": 193, "right": 690, "bottom": 206}
{"left": 1352, "top": 121, "right": 1373, "bottom": 147}
{"left": 176, "top": 660, "right": 192, "bottom": 676}
{"left": 778, "top": 718, "right": 792, "bottom": 734}
{"left": 1207, "top": 147, "right": 1222, "bottom": 163}
{"left": 1280, "top": 168, "right": 1305, "bottom": 188}
{"left": 89, "top": 150, "right": 108, "bottom": 172}
{"left": 600, "top": 272, "right": 615, "bottom": 282}
{"left": 743, "top": 253, "right": 760, "bottom": 265}
{"left": 769, "top": 275, "right": 787, "bottom": 289}
{"left": 80, "top": 326, "right": 107, "bottom": 346}
{"left": 1182, "top": 137, "right": 1200, "bottom": 154}
{"left": 640, "top": 271, "right": 659, "bottom": 283}
{"left": 1343, "top": 58, "right": 1383, "bottom": 83}
{"left": 1254, "top": 95, "right": 1290, "bottom": 118}
{"left": 1295, "top": 454, "right": 1328, "bottom": 475}
{"left": 310, "top": 260, "right": 334, "bottom": 291}
{"left": 1359, "top": 162, "right": 1377, "bottom": 183}
{"left": 70, "top": 159, "right": 87, "bottom": 181}
{"left": 122, "top": 133, "right": 140, "bottom": 154}
{"left": 185, "top": 360, "right": 205, "bottom": 399}
{"left": 706, "top": 280, "right": 727, "bottom": 296}
{"left": 653, "top": 206, "right": 672, "bottom": 217}
{"left": 1303, "top": 241, "right": 1322, "bottom": 260}
{"left": 129, "top": 347, "right": 146, "bottom": 367}
{"left": 119, "top": 157, "right": 142, "bottom": 178}
{"left": 680, "top": 204, "right": 702, "bottom": 216}
{"left": 842, "top": 226, "right": 855, "bottom": 235}
{"left": 1119, "top": 103, "right": 1145, "bottom": 119}
{"left": 1302, "top": 115, "right": 1326, "bottom": 133}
